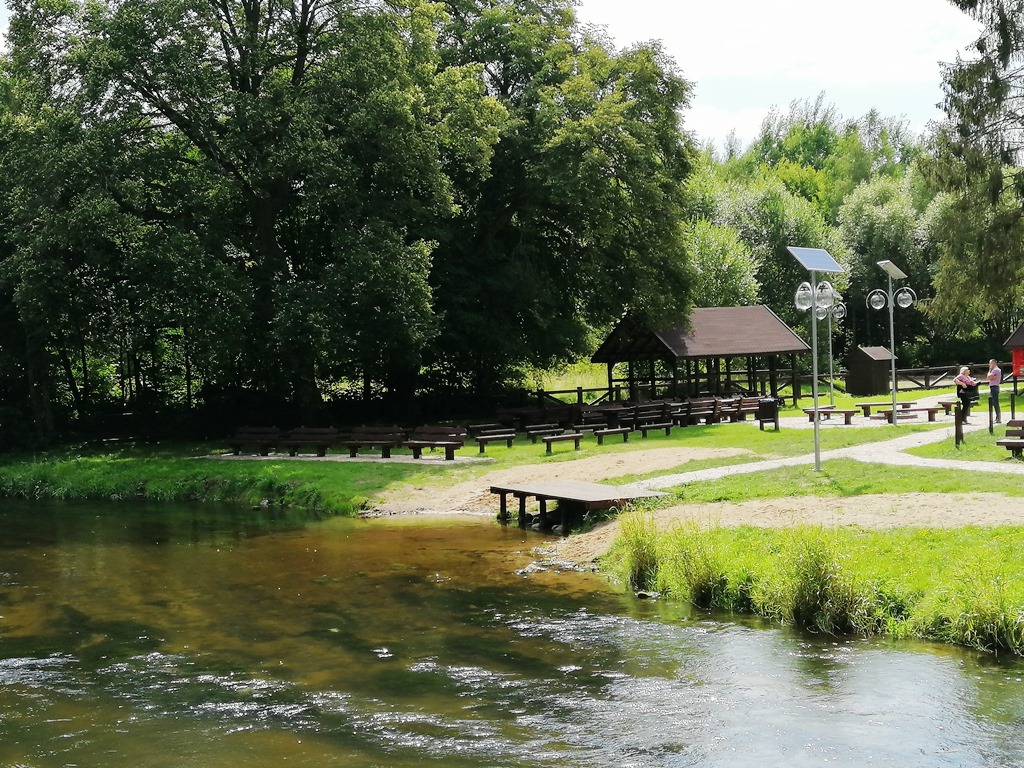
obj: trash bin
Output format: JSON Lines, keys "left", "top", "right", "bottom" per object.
{"left": 757, "top": 397, "right": 778, "bottom": 421}
{"left": 757, "top": 397, "right": 779, "bottom": 431}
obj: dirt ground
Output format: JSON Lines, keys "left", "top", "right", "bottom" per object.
{"left": 369, "top": 446, "right": 1020, "bottom": 566}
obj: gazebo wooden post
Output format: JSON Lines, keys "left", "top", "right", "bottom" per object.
{"left": 671, "top": 359, "right": 680, "bottom": 399}
{"left": 649, "top": 359, "right": 656, "bottom": 401}
{"left": 606, "top": 362, "right": 615, "bottom": 401}
{"left": 725, "top": 358, "right": 733, "bottom": 394}
{"left": 627, "top": 360, "right": 636, "bottom": 401}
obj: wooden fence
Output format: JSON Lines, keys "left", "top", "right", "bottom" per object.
{"left": 535, "top": 362, "right": 1014, "bottom": 406}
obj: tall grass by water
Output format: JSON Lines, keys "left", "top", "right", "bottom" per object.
{"left": 611, "top": 515, "right": 1024, "bottom": 655}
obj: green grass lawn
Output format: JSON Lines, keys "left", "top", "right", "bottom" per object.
{"left": 0, "top": 404, "right": 989, "bottom": 515}
{"left": 5, "top": 391, "right": 1024, "bottom": 655}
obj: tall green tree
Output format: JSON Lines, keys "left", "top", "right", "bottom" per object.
{"left": 715, "top": 176, "right": 844, "bottom": 329}
{"left": 837, "top": 177, "right": 930, "bottom": 363}
{"left": 685, "top": 220, "right": 758, "bottom": 308}
{"left": 429, "top": 0, "right": 696, "bottom": 391}
{"left": 927, "top": 0, "right": 1024, "bottom": 340}
{"left": 4, "top": 0, "right": 504, "bottom": 416}
{"left": 725, "top": 96, "right": 917, "bottom": 224}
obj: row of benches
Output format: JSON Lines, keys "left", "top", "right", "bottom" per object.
{"left": 496, "top": 395, "right": 781, "bottom": 432}
{"left": 229, "top": 425, "right": 469, "bottom": 461}
{"left": 229, "top": 412, "right": 701, "bottom": 461}
{"left": 802, "top": 400, "right": 947, "bottom": 425}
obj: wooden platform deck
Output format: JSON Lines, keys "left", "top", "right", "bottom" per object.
{"left": 490, "top": 479, "right": 660, "bottom": 534}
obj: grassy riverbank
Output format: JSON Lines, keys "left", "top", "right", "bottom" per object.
{"left": 0, "top": 443, "right": 434, "bottom": 515}
{"left": 612, "top": 512, "right": 1024, "bottom": 655}
{"left": 4, "top": 407, "right": 1024, "bottom": 656}
{"left": 0, "top": 419, "right": 948, "bottom": 513}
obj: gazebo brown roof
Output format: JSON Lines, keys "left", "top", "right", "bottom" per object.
{"left": 591, "top": 306, "right": 809, "bottom": 363}
{"left": 590, "top": 306, "right": 811, "bottom": 402}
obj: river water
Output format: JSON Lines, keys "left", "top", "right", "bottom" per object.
{"left": 2, "top": 500, "right": 1023, "bottom": 767}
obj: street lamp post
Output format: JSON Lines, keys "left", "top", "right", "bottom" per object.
{"left": 788, "top": 247, "right": 844, "bottom": 472}
{"left": 867, "top": 260, "right": 916, "bottom": 424}
{"left": 816, "top": 291, "right": 846, "bottom": 406}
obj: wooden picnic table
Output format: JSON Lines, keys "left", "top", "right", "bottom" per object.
{"left": 855, "top": 400, "right": 916, "bottom": 417}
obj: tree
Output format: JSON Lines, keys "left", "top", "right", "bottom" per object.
{"left": 724, "top": 97, "right": 917, "bottom": 224}
{"left": 685, "top": 220, "right": 758, "bottom": 308}
{"left": 428, "top": 0, "right": 696, "bottom": 391}
{"left": 942, "top": 0, "right": 1024, "bottom": 195}
{"left": 715, "top": 176, "right": 844, "bottom": 330}
{"left": 837, "top": 177, "right": 930, "bottom": 364}
{"left": 929, "top": 0, "right": 1024, "bottom": 334}
{"left": 3, "top": 0, "right": 505, "bottom": 417}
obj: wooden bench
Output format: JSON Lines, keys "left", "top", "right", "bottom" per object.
{"left": 802, "top": 407, "right": 857, "bottom": 425}
{"left": 684, "top": 398, "right": 720, "bottom": 425}
{"left": 228, "top": 426, "right": 281, "bottom": 456}
{"left": 632, "top": 402, "right": 676, "bottom": 429}
{"left": 282, "top": 426, "right": 339, "bottom": 457}
{"left": 572, "top": 408, "right": 609, "bottom": 433}
{"left": 938, "top": 400, "right": 958, "bottom": 415}
{"left": 344, "top": 426, "right": 407, "bottom": 458}
{"left": 541, "top": 432, "right": 583, "bottom": 454}
{"left": 403, "top": 425, "right": 467, "bottom": 461}
{"left": 997, "top": 439, "right": 1024, "bottom": 458}
{"left": 526, "top": 424, "right": 564, "bottom": 443}
{"left": 594, "top": 426, "right": 632, "bottom": 445}
{"left": 724, "top": 396, "right": 763, "bottom": 422}
{"left": 996, "top": 421, "right": 1024, "bottom": 457}
{"left": 639, "top": 422, "right": 673, "bottom": 438}
{"left": 880, "top": 406, "right": 940, "bottom": 423}
{"left": 475, "top": 431, "right": 516, "bottom": 453}
{"left": 856, "top": 400, "right": 916, "bottom": 417}
{"left": 467, "top": 423, "right": 503, "bottom": 437}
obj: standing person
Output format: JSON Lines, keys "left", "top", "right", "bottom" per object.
{"left": 988, "top": 359, "right": 1003, "bottom": 423}
{"left": 954, "top": 365, "right": 978, "bottom": 422}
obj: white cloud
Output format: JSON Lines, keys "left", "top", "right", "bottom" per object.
{"left": 576, "top": 0, "right": 982, "bottom": 146}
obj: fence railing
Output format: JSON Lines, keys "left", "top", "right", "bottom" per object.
{"left": 535, "top": 362, "right": 1012, "bottom": 406}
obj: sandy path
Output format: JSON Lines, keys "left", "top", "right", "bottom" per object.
{"left": 370, "top": 446, "right": 752, "bottom": 515}
{"left": 368, "top": 437, "right": 1021, "bottom": 567}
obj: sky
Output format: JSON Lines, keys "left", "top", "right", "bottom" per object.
{"left": 576, "top": 0, "right": 983, "bottom": 150}
{"left": 0, "top": 0, "right": 981, "bottom": 149}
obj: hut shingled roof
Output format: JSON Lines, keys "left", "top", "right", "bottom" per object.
{"left": 1004, "top": 322, "right": 1024, "bottom": 349}
{"left": 852, "top": 346, "right": 895, "bottom": 362}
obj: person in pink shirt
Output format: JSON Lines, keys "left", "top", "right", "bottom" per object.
{"left": 954, "top": 366, "right": 978, "bottom": 422}
{"left": 988, "top": 359, "right": 1003, "bottom": 423}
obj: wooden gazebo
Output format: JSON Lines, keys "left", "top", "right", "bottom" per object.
{"left": 590, "top": 306, "right": 811, "bottom": 401}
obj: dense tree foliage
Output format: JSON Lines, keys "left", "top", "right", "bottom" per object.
{"left": 2, "top": 0, "right": 1022, "bottom": 444}
{"left": 426, "top": 1, "right": 694, "bottom": 392}
{"left": 924, "top": 0, "right": 1024, "bottom": 346}
{"left": 0, "top": 0, "right": 695, "bottom": 439}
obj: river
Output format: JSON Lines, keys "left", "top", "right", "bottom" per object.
{"left": 1, "top": 500, "right": 1023, "bottom": 767}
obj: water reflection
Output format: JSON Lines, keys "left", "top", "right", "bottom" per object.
{"left": 1, "top": 499, "right": 1023, "bottom": 767}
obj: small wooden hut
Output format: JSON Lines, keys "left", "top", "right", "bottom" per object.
{"left": 590, "top": 306, "right": 810, "bottom": 401}
{"left": 844, "top": 346, "right": 894, "bottom": 396}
